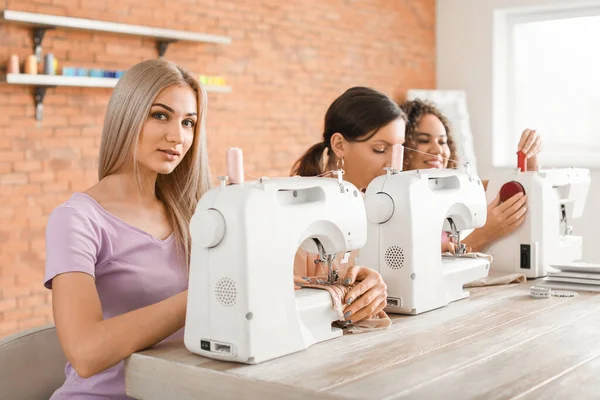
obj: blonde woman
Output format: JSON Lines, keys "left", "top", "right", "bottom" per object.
{"left": 43, "top": 59, "right": 210, "bottom": 399}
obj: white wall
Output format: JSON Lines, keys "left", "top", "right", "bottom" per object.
{"left": 436, "top": 0, "right": 600, "bottom": 263}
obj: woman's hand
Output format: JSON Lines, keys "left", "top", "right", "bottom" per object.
{"left": 294, "top": 275, "right": 310, "bottom": 290}
{"left": 441, "top": 240, "right": 472, "bottom": 254}
{"left": 518, "top": 129, "right": 542, "bottom": 170}
{"left": 463, "top": 192, "right": 527, "bottom": 252}
{"left": 341, "top": 266, "right": 387, "bottom": 323}
{"left": 442, "top": 240, "right": 456, "bottom": 254}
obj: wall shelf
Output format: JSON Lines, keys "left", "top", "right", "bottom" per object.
{"left": 1, "top": 10, "right": 231, "bottom": 58}
{"left": 6, "top": 73, "right": 119, "bottom": 88}
{"left": 4, "top": 73, "right": 232, "bottom": 92}
{"left": 1, "top": 10, "right": 232, "bottom": 120}
{"left": 3, "top": 74, "right": 232, "bottom": 120}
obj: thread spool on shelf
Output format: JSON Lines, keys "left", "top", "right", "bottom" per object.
{"left": 7, "top": 54, "right": 20, "bottom": 74}
{"left": 43, "top": 53, "right": 55, "bottom": 75}
{"left": 24, "top": 55, "right": 38, "bottom": 74}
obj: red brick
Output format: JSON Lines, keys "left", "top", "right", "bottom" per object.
{"left": 82, "top": 126, "right": 102, "bottom": 136}
{"left": 29, "top": 171, "right": 55, "bottom": 183}
{"left": 0, "top": 320, "right": 19, "bottom": 338}
{"left": 2, "top": 306, "right": 33, "bottom": 322}
{"left": 82, "top": 146, "right": 99, "bottom": 157}
{"left": 68, "top": 115, "right": 97, "bottom": 126}
{"left": 17, "top": 293, "right": 47, "bottom": 309}
{"left": 18, "top": 316, "right": 48, "bottom": 331}
{"left": 15, "top": 205, "right": 44, "bottom": 220}
{"left": 44, "top": 159, "right": 73, "bottom": 170}
{"left": 6, "top": 93, "right": 34, "bottom": 107}
{"left": 13, "top": 161, "right": 43, "bottom": 173}
{"left": 0, "top": 173, "right": 28, "bottom": 185}
{"left": 0, "top": 230, "right": 9, "bottom": 243}
{"left": 51, "top": 148, "right": 82, "bottom": 159}
{"left": 32, "top": 303, "right": 53, "bottom": 318}
{"left": 14, "top": 184, "right": 43, "bottom": 197}
{"left": 43, "top": 181, "right": 70, "bottom": 193}
{"left": 0, "top": 298, "right": 17, "bottom": 313}
{"left": 0, "top": 162, "right": 12, "bottom": 173}
{"left": 0, "top": 150, "right": 24, "bottom": 162}
{"left": 31, "top": 238, "right": 46, "bottom": 256}
{"left": 29, "top": 215, "right": 50, "bottom": 230}
{"left": 53, "top": 127, "right": 81, "bottom": 137}
{"left": 45, "top": 94, "right": 69, "bottom": 106}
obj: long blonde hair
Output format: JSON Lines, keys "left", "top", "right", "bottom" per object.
{"left": 98, "top": 58, "right": 211, "bottom": 268}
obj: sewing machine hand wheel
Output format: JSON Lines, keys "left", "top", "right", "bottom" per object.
{"left": 365, "top": 192, "right": 394, "bottom": 224}
{"left": 499, "top": 181, "right": 526, "bottom": 202}
{"left": 194, "top": 209, "right": 226, "bottom": 248}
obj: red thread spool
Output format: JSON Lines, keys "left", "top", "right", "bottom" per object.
{"left": 499, "top": 181, "right": 525, "bottom": 202}
{"left": 517, "top": 150, "right": 527, "bottom": 172}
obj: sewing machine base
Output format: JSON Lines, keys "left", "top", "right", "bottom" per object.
{"left": 442, "top": 256, "right": 490, "bottom": 303}
{"left": 190, "top": 289, "right": 341, "bottom": 365}
{"left": 489, "top": 237, "right": 583, "bottom": 279}
{"left": 384, "top": 256, "right": 490, "bottom": 315}
{"left": 295, "top": 288, "right": 343, "bottom": 349}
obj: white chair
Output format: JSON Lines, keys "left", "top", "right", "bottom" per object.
{"left": 0, "top": 324, "right": 67, "bottom": 399}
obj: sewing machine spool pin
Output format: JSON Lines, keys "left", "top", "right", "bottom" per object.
{"left": 464, "top": 162, "right": 474, "bottom": 182}
{"left": 217, "top": 176, "right": 229, "bottom": 188}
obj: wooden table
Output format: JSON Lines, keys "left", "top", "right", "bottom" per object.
{"left": 124, "top": 282, "right": 600, "bottom": 399}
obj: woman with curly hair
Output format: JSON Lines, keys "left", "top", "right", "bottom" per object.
{"left": 400, "top": 99, "right": 542, "bottom": 253}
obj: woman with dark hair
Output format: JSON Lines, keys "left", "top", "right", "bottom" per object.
{"left": 292, "top": 86, "right": 407, "bottom": 324}
{"left": 292, "top": 86, "right": 407, "bottom": 192}
{"left": 400, "top": 98, "right": 542, "bottom": 253}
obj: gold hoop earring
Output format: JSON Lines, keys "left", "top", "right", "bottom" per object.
{"left": 336, "top": 157, "right": 345, "bottom": 170}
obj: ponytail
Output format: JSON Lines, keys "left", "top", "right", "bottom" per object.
{"left": 291, "top": 142, "right": 327, "bottom": 177}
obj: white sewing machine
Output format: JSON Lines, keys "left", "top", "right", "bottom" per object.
{"left": 184, "top": 175, "right": 367, "bottom": 364}
{"left": 360, "top": 168, "right": 490, "bottom": 315}
{"left": 485, "top": 167, "right": 590, "bottom": 278}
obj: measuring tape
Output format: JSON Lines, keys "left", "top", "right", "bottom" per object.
{"left": 530, "top": 285, "right": 577, "bottom": 299}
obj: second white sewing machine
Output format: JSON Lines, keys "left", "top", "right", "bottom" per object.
{"left": 360, "top": 167, "right": 491, "bottom": 315}
{"left": 184, "top": 171, "right": 366, "bottom": 364}
{"left": 485, "top": 167, "right": 590, "bottom": 278}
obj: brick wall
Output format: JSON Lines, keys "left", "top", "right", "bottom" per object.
{"left": 0, "top": 0, "right": 435, "bottom": 337}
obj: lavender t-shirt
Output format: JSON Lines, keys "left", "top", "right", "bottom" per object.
{"left": 44, "top": 193, "right": 188, "bottom": 399}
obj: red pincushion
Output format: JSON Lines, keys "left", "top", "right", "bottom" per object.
{"left": 499, "top": 181, "right": 525, "bottom": 202}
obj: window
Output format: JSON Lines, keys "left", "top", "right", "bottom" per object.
{"left": 494, "top": 6, "right": 600, "bottom": 168}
